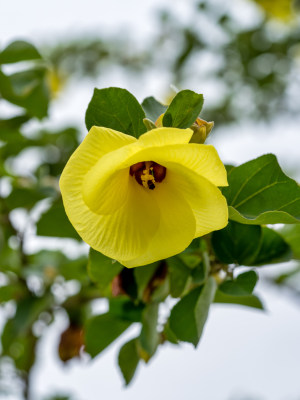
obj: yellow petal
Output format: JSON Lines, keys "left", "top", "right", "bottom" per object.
{"left": 82, "top": 128, "right": 216, "bottom": 215}
{"left": 165, "top": 162, "right": 228, "bottom": 237}
{"left": 120, "top": 179, "right": 196, "bottom": 268}
{"left": 61, "top": 127, "right": 136, "bottom": 215}
{"left": 123, "top": 143, "right": 228, "bottom": 187}
{"left": 60, "top": 162, "right": 160, "bottom": 261}
{"left": 60, "top": 127, "right": 160, "bottom": 260}
{"left": 82, "top": 141, "right": 140, "bottom": 215}
{"left": 83, "top": 167, "right": 130, "bottom": 215}
{"left": 81, "top": 127, "right": 192, "bottom": 214}
{"left": 68, "top": 126, "right": 136, "bottom": 172}
{"left": 138, "top": 127, "right": 193, "bottom": 146}
{"left": 60, "top": 125, "right": 228, "bottom": 268}
{"left": 88, "top": 178, "right": 160, "bottom": 261}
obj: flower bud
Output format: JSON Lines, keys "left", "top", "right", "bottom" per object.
{"left": 190, "top": 118, "right": 214, "bottom": 144}
{"left": 155, "top": 113, "right": 164, "bottom": 127}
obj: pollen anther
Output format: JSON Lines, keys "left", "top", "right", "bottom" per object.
{"left": 130, "top": 161, "right": 166, "bottom": 189}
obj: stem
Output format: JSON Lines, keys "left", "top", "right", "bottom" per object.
{"left": 23, "top": 372, "right": 30, "bottom": 400}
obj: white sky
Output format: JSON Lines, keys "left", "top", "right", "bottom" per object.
{"left": 1, "top": 0, "right": 300, "bottom": 399}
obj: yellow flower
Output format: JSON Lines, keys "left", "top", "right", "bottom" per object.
{"left": 253, "top": 0, "right": 294, "bottom": 21}
{"left": 60, "top": 127, "right": 228, "bottom": 268}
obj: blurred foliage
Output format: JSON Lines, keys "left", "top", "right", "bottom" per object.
{"left": 43, "top": 0, "right": 300, "bottom": 125}
{"left": 0, "top": 0, "right": 300, "bottom": 399}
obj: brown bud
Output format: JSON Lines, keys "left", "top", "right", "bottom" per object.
{"left": 58, "top": 324, "right": 84, "bottom": 362}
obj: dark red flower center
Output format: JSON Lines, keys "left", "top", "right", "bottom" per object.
{"left": 129, "top": 161, "right": 167, "bottom": 190}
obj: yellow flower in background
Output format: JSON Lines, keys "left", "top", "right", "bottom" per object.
{"left": 60, "top": 127, "right": 228, "bottom": 268}
{"left": 253, "top": 0, "right": 295, "bottom": 21}
{"left": 46, "top": 68, "right": 67, "bottom": 98}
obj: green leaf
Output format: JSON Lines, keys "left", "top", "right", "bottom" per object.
{"left": 85, "top": 87, "right": 146, "bottom": 137}
{"left": 0, "top": 40, "right": 42, "bottom": 64}
{"left": 139, "top": 302, "right": 159, "bottom": 360}
{"left": 141, "top": 96, "right": 167, "bottom": 122}
{"left": 36, "top": 198, "right": 81, "bottom": 240}
{"left": 85, "top": 313, "right": 131, "bottom": 358}
{"left": 2, "top": 295, "right": 53, "bottom": 340}
{"left": 59, "top": 256, "right": 89, "bottom": 282}
{"left": 1, "top": 320, "right": 37, "bottom": 372}
{"left": 279, "top": 224, "right": 300, "bottom": 260}
{"left": 214, "top": 291, "right": 264, "bottom": 310}
{"left": 212, "top": 221, "right": 292, "bottom": 266}
{"left": 273, "top": 265, "right": 300, "bottom": 285}
{"left": 0, "top": 114, "right": 30, "bottom": 130}
{"left": 250, "top": 227, "right": 292, "bottom": 265}
{"left": 178, "top": 238, "right": 203, "bottom": 269}
{"left": 169, "top": 277, "right": 217, "bottom": 346}
{"left": 0, "top": 284, "right": 24, "bottom": 303}
{"left": 118, "top": 338, "right": 140, "bottom": 386}
{"left": 219, "top": 271, "right": 258, "bottom": 296}
{"left": 87, "top": 248, "right": 123, "bottom": 289}
{"left": 109, "top": 298, "right": 144, "bottom": 322}
{"left": 133, "top": 262, "right": 159, "bottom": 300}
{"left": 191, "top": 262, "right": 208, "bottom": 285}
{"left": 162, "top": 90, "right": 204, "bottom": 128}
{"left": 5, "top": 187, "right": 46, "bottom": 209}
{"left": 143, "top": 118, "right": 157, "bottom": 131}
{"left": 223, "top": 154, "right": 300, "bottom": 225}
{"left": 167, "top": 256, "right": 191, "bottom": 297}
{"left": 163, "top": 321, "right": 179, "bottom": 345}
{"left": 212, "top": 221, "right": 262, "bottom": 265}
{"left": 0, "top": 67, "right": 49, "bottom": 119}
{"left": 150, "top": 274, "right": 170, "bottom": 302}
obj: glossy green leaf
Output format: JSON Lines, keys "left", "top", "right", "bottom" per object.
{"left": 88, "top": 248, "right": 123, "bottom": 289}
{"left": 169, "top": 277, "right": 217, "bottom": 346}
{"left": 141, "top": 96, "right": 167, "bottom": 122}
{"left": 118, "top": 338, "right": 140, "bottom": 386}
{"left": 250, "top": 227, "right": 292, "bottom": 265}
{"left": 212, "top": 221, "right": 292, "bottom": 266}
{"left": 139, "top": 302, "right": 159, "bottom": 360}
{"left": 162, "top": 89, "right": 204, "bottom": 128}
{"left": 85, "top": 313, "right": 131, "bottom": 358}
{"left": 212, "top": 221, "right": 261, "bottom": 265}
{"left": 36, "top": 199, "right": 81, "bottom": 240}
{"left": 223, "top": 154, "right": 300, "bottom": 225}
{"left": 279, "top": 224, "right": 300, "bottom": 260}
{"left": 219, "top": 271, "right": 258, "bottom": 296}
{"left": 0, "top": 40, "right": 42, "bottom": 64}
{"left": 223, "top": 154, "right": 300, "bottom": 224}
{"left": 214, "top": 291, "right": 264, "bottom": 310}
{"left": 167, "top": 256, "right": 191, "bottom": 297}
{"left": 85, "top": 87, "right": 146, "bottom": 137}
